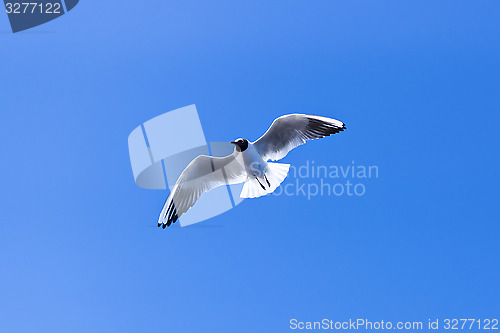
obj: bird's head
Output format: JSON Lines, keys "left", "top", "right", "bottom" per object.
{"left": 230, "top": 138, "right": 249, "bottom": 152}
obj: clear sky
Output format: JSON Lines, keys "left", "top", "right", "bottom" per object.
{"left": 0, "top": 1, "right": 499, "bottom": 332}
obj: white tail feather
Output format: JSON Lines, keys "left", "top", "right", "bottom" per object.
{"left": 240, "top": 162, "right": 290, "bottom": 198}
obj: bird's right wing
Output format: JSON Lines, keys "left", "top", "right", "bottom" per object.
{"left": 158, "top": 152, "right": 246, "bottom": 228}
{"left": 253, "top": 114, "right": 346, "bottom": 161}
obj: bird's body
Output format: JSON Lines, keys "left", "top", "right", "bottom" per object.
{"left": 158, "top": 113, "right": 346, "bottom": 228}
{"left": 239, "top": 142, "right": 291, "bottom": 198}
{"left": 241, "top": 143, "right": 268, "bottom": 181}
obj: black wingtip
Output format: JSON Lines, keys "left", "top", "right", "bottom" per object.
{"left": 161, "top": 200, "right": 180, "bottom": 229}
{"left": 167, "top": 213, "right": 179, "bottom": 227}
{"left": 157, "top": 223, "right": 161, "bottom": 227}
{"left": 306, "top": 117, "right": 347, "bottom": 138}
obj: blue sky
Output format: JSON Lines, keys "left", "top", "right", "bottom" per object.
{"left": 0, "top": 1, "right": 499, "bottom": 332}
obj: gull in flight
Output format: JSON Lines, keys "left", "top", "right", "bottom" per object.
{"left": 158, "top": 114, "right": 346, "bottom": 228}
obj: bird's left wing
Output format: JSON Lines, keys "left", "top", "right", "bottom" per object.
{"left": 253, "top": 114, "right": 346, "bottom": 161}
{"left": 158, "top": 152, "right": 246, "bottom": 228}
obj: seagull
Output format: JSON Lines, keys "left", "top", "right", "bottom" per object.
{"left": 158, "top": 114, "right": 346, "bottom": 228}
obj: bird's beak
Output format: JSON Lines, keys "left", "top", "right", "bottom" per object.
{"left": 230, "top": 141, "right": 236, "bottom": 145}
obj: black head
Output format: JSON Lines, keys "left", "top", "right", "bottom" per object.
{"left": 230, "top": 138, "right": 249, "bottom": 152}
